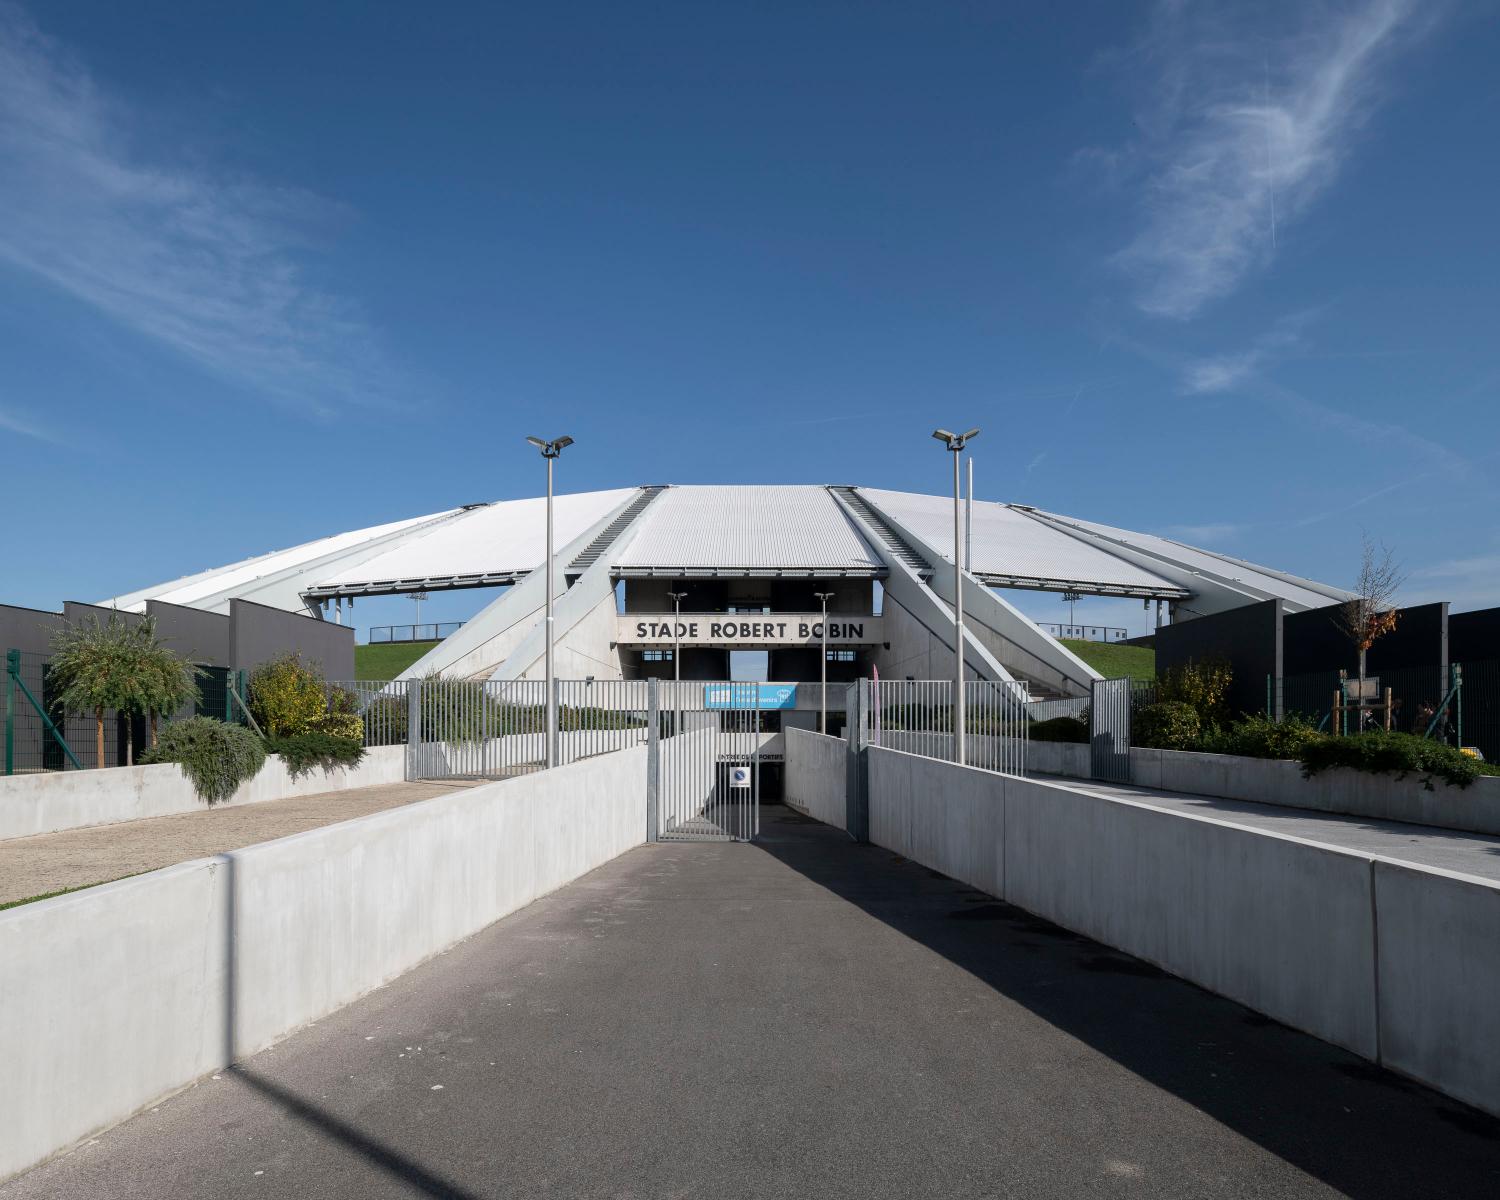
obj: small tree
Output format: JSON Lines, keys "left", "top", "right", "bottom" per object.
{"left": 49, "top": 614, "right": 201, "bottom": 767}
{"left": 1335, "top": 537, "right": 1405, "bottom": 726}
{"left": 248, "top": 653, "right": 328, "bottom": 738}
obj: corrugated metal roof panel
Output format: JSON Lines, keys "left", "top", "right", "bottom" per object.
{"left": 1027, "top": 509, "right": 1347, "bottom": 608}
{"left": 858, "top": 488, "right": 1182, "bottom": 592}
{"left": 314, "top": 489, "right": 637, "bottom": 587}
{"left": 615, "top": 486, "right": 884, "bottom": 573}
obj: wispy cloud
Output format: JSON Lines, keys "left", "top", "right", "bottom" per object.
{"left": 1097, "top": 0, "right": 1438, "bottom": 318}
{"left": 1023, "top": 451, "right": 1048, "bottom": 477}
{"left": 0, "top": 402, "right": 55, "bottom": 442}
{"left": 1181, "top": 309, "right": 1318, "bottom": 394}
{"left": 0, "top": 5, "right": 393, "bottom": 414}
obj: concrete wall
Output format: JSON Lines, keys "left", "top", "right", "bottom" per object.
{"left": 0, "top": 746, "right": 406, "bottom": 841}
{"left": 784, "top": 728, "right": 848, "bottom": 830}
{"left": 1128, "top": 747, "right": 1500, "bottom": 837}
{"left": 0, "top": 744, "right": 649, "bottom": 1183}
{"left": 862, "top": 744, "right": 1500, "bottom": 1118}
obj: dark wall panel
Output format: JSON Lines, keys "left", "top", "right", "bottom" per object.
{"left": 1284, "top": 602, "right": 1448, "bottom": 675}
{"left": 1450, "top": 608, "right": 1500, "bottom": 663}
{"left": 0, "top": 604, "right": 67, "bottom": 656}
{"left": 145, "top": 601, "right": 231, "bottom": 667}
{"left": 1155, "top": 599, "right": 1282, "bottom": 718}
{"left": 230, "top": 599, "right": 354, "bottom": 679}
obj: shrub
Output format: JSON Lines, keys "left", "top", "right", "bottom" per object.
{"left": 266, "top": 731, "right": 366, "bottom": 776}
{"left": 1199, "top": 714, "right": 1327, "bottom": 761}
{"left": 1030, "top": 716, "right": 1088, "bottom": 743}
{"left": 309, "top": 711, "right": 364, "bottom": 740}
{"left": 141, "top": 716, "right": 266, "bottom": 803}
{"left": 248, "top": 654, "right": 328, "bottom": 738}
{"left": 1133, "top": 702, "right": 1202, "bottom": 751}
{"left": 1299, "top": 730, "right": 1499, "bottom": 791}
{"left": 1156, "top": 658, "right": 1234, "bottom": 726}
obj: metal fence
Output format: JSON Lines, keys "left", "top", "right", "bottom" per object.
{"left": 1035, "top": 623, "right": 1129, "bottom": 643}
{"left": 367, "top": 622, "right": 465, "bottom": 645}
{"left": 402, "top": 678, "right": 652, "bottom": 781}
{"left": 866, "top": 678, "right": 1029, "bottom": 775}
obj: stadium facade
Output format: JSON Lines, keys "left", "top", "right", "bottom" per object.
{"left": 105, "top": 484, "right": 1350, "bottom": 701}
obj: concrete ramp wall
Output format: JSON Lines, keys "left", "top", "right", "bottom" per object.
{"left": 841, "top": 745, "right": 1500, "bottom": 1119}
{"left": 784, "top": 728, "right": 847, "bottom": 831}
{"left": 0, "top": 745, "right": 650, "bottom": 1183}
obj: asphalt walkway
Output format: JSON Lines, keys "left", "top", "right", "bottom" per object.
{"left": 0, "top": 780, "right": 473, "bottom": 905}
{"left": 5, "top": 805, "right": 1500, "bottom": 1198}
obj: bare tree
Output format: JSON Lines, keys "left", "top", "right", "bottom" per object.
{"left": 1334, "top": 537, "right": 1405, "bottom": 726}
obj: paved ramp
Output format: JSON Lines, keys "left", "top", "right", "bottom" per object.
{"left": 7, "top": 805, "right": 1499, "bottom": 1198}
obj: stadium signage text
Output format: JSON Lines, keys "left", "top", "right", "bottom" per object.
{"left": 617, "top": 613, "right": 881, "bottom": 647}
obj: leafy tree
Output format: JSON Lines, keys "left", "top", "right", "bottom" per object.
{"left": 1334, "top": 537, "right": 1405, "bottom": 728}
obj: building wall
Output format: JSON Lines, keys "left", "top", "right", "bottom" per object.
{"left": 229, "top": 599, "right": 354, "bottom": 679}
{"left": 144, "top": 600, "right": 232, "bottom": 667}
{"left": 0, "top": 604, "right": 66, "bottom": 656}
{"left": 1449, "top": 607, "right": 1500, "bottom": 662}
{"left": 1155, "top": 599, "right": 1282, "bottom": 718}
{"left": 1284, "top": 601, "right": 1448, "bottom": 675}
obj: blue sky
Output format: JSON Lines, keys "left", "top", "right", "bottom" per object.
{"left": 2, "top": 0, "right": 1497, "bottom": 640}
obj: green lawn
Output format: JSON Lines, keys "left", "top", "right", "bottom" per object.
{"left": 1061, "top": 638, "right": 1155, "bottom": 681}
{"left": 354, "top": 640, "right": 441, "bottom": 681}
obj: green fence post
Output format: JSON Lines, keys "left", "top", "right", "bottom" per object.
{"left": 5, "top": 649, "right": 16, "bottom": 776}
{"left": 224, "top": 669, "right": 233, "bottom": 724}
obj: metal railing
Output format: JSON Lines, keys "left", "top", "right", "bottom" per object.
{"left": 867, "top": 678, "right": 1029, "bottom": 776}
{"left": 367, "top": 622, "right": 465, "bottom": 645}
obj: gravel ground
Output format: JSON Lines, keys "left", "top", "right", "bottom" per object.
{"left": 0, "top": 780, "right": 473, "bottom": 905}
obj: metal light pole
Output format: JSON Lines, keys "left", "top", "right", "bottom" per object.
{"left": 667, "top": 590, "right": 686, "bottom": 734}
{"left": 814, "top": 591, "right": 835, "bottom": 735}
{"left": 526, "top": 434, "right": 574, "bottom": 768}
{"left": 933, "top": 428, "right": 980, "bottom": 765}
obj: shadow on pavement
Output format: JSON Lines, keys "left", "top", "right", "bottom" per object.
{"left": 753, "top": 804, "right": 1500, "bottom": 1199}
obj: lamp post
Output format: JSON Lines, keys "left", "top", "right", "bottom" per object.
{"left": 933, "top": 428, "right": 980, "bottom": 765}
{"left": 667, "top": 590, "right": 687, "bottom": 733}
{"left": 526, "top": 434, "right": 574, "bottom": 768}
{"left": 814, "top": 591, "right": 835, "bottom": 735}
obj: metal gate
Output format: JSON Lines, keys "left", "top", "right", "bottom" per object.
{"left": 1090, "top": 676, "right": 1131, "bottom": 783}
{"left": 652, "top": 681, "right": 762, "bottom": 842}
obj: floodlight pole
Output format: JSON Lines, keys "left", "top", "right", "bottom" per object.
{"left": 934, "top": 427, "right": 980, "bottom": 766}
{"left": 668, "top": 590, "right": 687, "bottom": 735}
{"left": 815, "top": 592, "right": 835, "bottom": 735}
{"left": 528, "top": 435, "right": 573, "bottom": 769}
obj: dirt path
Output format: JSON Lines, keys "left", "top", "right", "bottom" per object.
{"left": 0, "top": 780, "right": 475, "bottom": 906}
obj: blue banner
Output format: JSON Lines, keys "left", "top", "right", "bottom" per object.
{"left": 704, "top": 683, "right": 798, "bottom": 710}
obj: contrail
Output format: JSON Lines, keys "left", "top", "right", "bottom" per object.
{"left": 1265, "top": 55, "right": 1278, "bottom": 250}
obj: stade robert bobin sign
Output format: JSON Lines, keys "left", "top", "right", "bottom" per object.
{"left": 616, "top": 613, "right": 882, "bottom": 647}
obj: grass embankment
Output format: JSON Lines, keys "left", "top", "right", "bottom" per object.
{"left": 354, "top": 640, "right": 440, "bottom": 681}
{"left": 1061, "top": 638, "right": 1155, "bottom": 681}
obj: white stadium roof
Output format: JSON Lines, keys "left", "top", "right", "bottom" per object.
{"left": 103, "top": 483, "right": 1349, "bottom": 618}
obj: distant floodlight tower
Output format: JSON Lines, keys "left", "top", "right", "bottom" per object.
{"left": 526, "top": 434, "right": 575, "bottom": 769}
{"left": 933, "top": 427, "right": 980, "bottom": 765}
{"left": 407, "top": 590, "right": 430, "bottom": 632}
{"left": 1062, "top": 590, "right": 1083, "bottom": 635}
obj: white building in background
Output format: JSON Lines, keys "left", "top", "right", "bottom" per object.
{"left": 104, "top": 484, "right": 1349, "bottom": 700}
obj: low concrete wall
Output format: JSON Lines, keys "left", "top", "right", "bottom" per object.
{"left": 1374, "top": 862, "right": 1500, "bottom": 1118}
{"left": 0, "top": 746, "right": 407, "bottom": 842}
{"left": 1131, "top": 747, "right": 1500, "bottom": 837}
{"left": 0, "top": 745, "right": 649, "bottom": 1182}
{"left": 864, "top": 744, "right": 1500, "bottom": 1118}
{"left": 784, "top": 728, "right": 848, "bottom": 830}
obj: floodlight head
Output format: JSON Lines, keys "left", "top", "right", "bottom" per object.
{"left": 526, "top": 436, "right": 547, "bottom": 449}
{"left": 961, "top": 427, "right": 980, "bottom": 441}
{"left": 554, "top": 435, "right": 574, "bottom": 450}
{"left": 932, "top": 428, "right": 955, "bottom": 443}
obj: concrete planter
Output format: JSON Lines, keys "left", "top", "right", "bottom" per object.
{"left": 1131, "top": 746, "right": 1500, "bottom": 837}
{"left": 0, "top": 745, "right": 407, "bottom": 841}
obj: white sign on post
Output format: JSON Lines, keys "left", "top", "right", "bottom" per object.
{"left": 729, "top": 766, "right": 752, "bottom": 789}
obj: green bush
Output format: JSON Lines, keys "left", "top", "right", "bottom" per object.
{"left": 1133, "top": 702, "right": 1202, "bottom": 751}
{"left": 1030, "top": 716, "right": 1088, "bottom": 743}
{"left": 1200, "top": 714, "right": 1327, "bottom": 760}
{"left": 1299, "top": 730, "right": 1499, "bottom": 791}
{"left": 308, "top": 711, "right": 365, "bottom": 740}
{"left": 266, "top": 731, "right": 366, "bottom": 776}
{"left": 141, "top": 717, "right": 267, "bottom": 804}
{"left": 248, "top": 654, "right": 329, "bottom": 738}
{"left": 1156, "top": 658, "right": 1234, "bottom": 726}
